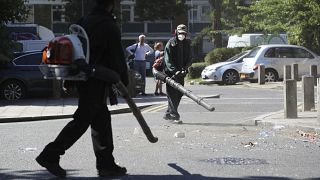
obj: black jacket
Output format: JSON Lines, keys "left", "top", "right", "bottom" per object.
{"left": 77, "top": 7, "right": 128, "bottom": 105}
{"left": 164, "top": 36, "right": 192, "bottom": 76}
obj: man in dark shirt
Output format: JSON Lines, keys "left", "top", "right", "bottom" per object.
{"left": 163, "top": 24, "right": 192, "bottom": 124}
{"left": 35, "top": 0, "right": 129, "bottom": 177}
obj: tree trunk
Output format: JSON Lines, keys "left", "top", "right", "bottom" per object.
{"left": 209, "top": 0, "right": 223, "bottom": 48}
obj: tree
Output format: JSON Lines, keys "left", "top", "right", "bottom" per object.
{"left": 242, "top": 0, "right": 320, "bottom": 54}
{"left": 135, "top": 0, "right": 189, "bottom": 31}
{"left": 0, "top": 0, "right": 28, "bottom": 64}
{"left": 192, "top": 0, "right": 250, "bottom": 48}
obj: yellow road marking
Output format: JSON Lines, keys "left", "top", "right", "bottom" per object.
{"left": 142, "top": 104, "right": 167, "bottom": 113}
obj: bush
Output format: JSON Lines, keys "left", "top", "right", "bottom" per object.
{"left": 204, "top": 48, "right": 242, "bottom": 65}
{"left": 188, "top": 62, "right": 207, "bottom": 79}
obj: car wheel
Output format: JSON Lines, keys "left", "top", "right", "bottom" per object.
{"left": 222, "top": 70, "right": 239, "bottom": 85}
{"left": 1, "top": 80, "right": 26, "bottom": 100}
{"left": 265, "top": 69, "right": 278, "bottom": 82}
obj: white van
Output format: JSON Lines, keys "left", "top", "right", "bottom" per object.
{"left": 6, "top": 24, "right": 55, "bottom": 52}
{"left": 227, "top": 33, "right": 288, "bottom": 48}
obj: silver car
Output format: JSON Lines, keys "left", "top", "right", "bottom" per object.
{"left": 240, "top": 44, "right": 320, "bottom": 82}
{"left": 201, "top": 51, "right": 250, "bottom": 85}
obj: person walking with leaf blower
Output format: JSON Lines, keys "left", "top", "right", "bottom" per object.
{"left": 36, "top": 0, "right": 129, "bottom": 177}
{"left": 163, "top": 24, "right": 192, "bottom": 124}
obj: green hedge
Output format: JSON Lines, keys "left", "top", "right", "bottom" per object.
{"left": 188, "top": 62, "right": 207, "bottom": 79}
{"left": 204, "top": 47, "right": 242, "bottom": 65}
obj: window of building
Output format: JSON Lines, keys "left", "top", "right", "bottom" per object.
{"left": 201, "top": 5, "right": 210, "bottom": 21}
{"left": 52, "top": 5, "right": 65, "bottom": 22}
{"left": 121, "top": 5, "right": 132, "bottom": 22}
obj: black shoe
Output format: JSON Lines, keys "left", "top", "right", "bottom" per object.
{"left": 163, "top": 114, "right": 173, "bottom": 120}
{"left": 154, "top": 92, "right": 159, "bottom": 96}
{"left": 36, "top": 156, "right": 66, "bottom": 178}
{"left": 98, "top": 165, "right": 127, "bottom": 177}
{"left": 141, "top": 92, "right": 148, "bottom": 96}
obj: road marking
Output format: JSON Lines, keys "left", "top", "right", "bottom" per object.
{"left": 142, "top": 104, "right": 167, "bottom": 113}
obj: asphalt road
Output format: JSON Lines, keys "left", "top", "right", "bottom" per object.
{"left": 0, "top": 81, "right": 319, "bottom": 179}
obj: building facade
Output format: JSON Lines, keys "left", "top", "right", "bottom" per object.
{"left": 120, "top": 0, "right": 212, "bottom": 57}
{"left": 24, "top": 0, "right": 68, "bottom": 35}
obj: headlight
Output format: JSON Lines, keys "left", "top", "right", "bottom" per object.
{"left": 46, "top": 49, "right": 52, "bottom": 59}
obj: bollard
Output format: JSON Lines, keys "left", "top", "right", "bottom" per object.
{"left": 284, "top": 79, "right": 297, "bottom": 118}
{"left": 291, "top": 63, "right": 299, "bottom": 81}
{"left": 258, "top": 65, "right": 265, "bottom": 85}
{"left": 302, "top": 75, "right": 315, "bottom": 111}
{"left": 317, "top": 78, "right": 320, "bottom": 123}
{"left": 284, "top": 65, "right": 291, "bottom": 80}
{"left": 310, "top": 65, "right": 317, "bottom": 86}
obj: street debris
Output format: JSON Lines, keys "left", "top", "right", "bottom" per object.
{"left": 20, "top": 147, "right": 37, "bottom": 152}
{"left": 190, "top": 80, "right": 195, "bottom": 85}
{"left": 297, "top": 130, "right": 318, "bottom": 142}
{"left": 133, "top": 127, "right": 140, "bottom": 135}
{"left": 273, "top": 125, "right": 285, "bottom": 130}
{"left": 174, "top": 132, "right": 185, "bottom": 138}
{"left": 259, "top": 130, "right": 274, "bottom": 137}
{"left": 241, "top": 142, "right": 257, "bottom": 148}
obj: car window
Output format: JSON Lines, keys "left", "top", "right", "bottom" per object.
{"left": 292, "top": 48, "right": 314, "bottom": 59}
{"left": 247, "top": 47, "right": 261, "bottom": 58}
{"left": 265, "top": 47, "right": 294, "bottom": 58}
{"left": 13, "top": 53, "right": 42, "bottom": 66}
{"left": 226, "top": 51, "right": 247, "bottom": 62}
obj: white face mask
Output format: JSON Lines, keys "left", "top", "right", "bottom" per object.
{"left": 178, "top": 34, "right": 185, "bottom": 41}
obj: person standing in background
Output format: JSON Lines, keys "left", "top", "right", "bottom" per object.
{"left": 126, "top": 35, "right": 154, "bottom": 95}
{"left": 153, "top": 42, "right": 166, "bottom": 96}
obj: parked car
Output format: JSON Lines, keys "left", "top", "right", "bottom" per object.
{"left": 0, "top": 51, "right": 53, "bottom": 100}
{"left": 0, "top": 51, "right": 144, "bottom": 100}
{"left": 201, "top": 50, "right": 250, "bottom": 85}
{"left": 240, "top": 44, "right": 320, "bottom": 82}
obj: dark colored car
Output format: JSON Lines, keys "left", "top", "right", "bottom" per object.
{"left": 0, "top": 51, "right": 144, "bottom": 100}
{"left": 0, "top": 51, "right": 53, "bottom": 100}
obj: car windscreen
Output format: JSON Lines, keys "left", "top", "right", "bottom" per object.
{"left": 246, "top": 47, "right": 261, "bottom": 58}
{"left": 226, "top": 51, "right": 248, "bottom": 62}
{"left": 13, "top": 53, "right": 42, "bottom": 66}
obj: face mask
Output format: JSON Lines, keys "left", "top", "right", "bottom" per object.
{"left": 178, "top": 34, "right": 185, "bottom": 41}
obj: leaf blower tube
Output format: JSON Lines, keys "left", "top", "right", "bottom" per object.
{"left": 152, "top": 68, "right": 215, "bottom": 112}
{"left": 75, "top": 59, "right": 158, "bottom": 143}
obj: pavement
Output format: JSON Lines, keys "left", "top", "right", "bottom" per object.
{"left": 0, "top": 80, "right": 320, "bottom": 133}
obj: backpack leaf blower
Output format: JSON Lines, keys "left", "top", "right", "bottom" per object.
{"left": 40, "top": 24, "right": 158, "bottom": 143}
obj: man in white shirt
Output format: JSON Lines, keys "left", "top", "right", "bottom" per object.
{"left": 126, "top": 34, "right": 154, "bottom": 95}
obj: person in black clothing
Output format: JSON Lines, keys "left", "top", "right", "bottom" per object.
{"left": 163, "top": 24, "right": 192, "bottom": 124}
{"left": 36, "top": 0, "right": 129, "bottom": 177}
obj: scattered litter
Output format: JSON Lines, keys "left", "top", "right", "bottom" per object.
{"left": 273, "top": 125, "right": 285, "bottom": 130}
{"left": 297, "top": 130, "right": 318, "bottom": 142}
{"left": 242, "top": 127, "right": 248, "bottom": 131}
{"left": 20, "top": 147, "right": 37, "bottom": 152}
{"left": 190, "top": 81, "right": 195, "bottom": 85}
{"left": 241, "top": 142, "right": 257, "bottom": 148}
{"left": 133, "top": 127, "right": 140, "bottom": 135}
{"left": 259, "top": 130, "right": 273, "bottom": 137}
{"left": 174, "top": 132, "right": 185, "bottom": 138}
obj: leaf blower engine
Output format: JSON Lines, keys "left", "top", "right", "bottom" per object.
{"left": 40, "top": 24, "right": 119, "bottom": 83}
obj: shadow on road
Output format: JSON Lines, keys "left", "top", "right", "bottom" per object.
{"left": 1, "top": 165, "right": 317, "bottom": 180}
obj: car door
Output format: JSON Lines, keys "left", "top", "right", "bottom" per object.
{"left": 292, "top": 47, "right": 317, "bottom": 76}
{"left": 263, "top": 47, "right": 296, "bottom": 79}
{"left": 13, "top": 53, "right": 53, "bottom": 92}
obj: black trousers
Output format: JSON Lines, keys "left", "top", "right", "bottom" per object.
{"left": 38, "top": 103, "right": 115, "bottom": 170}
{"left": 165, "top": 76, "right": 184, "bottom": 118}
